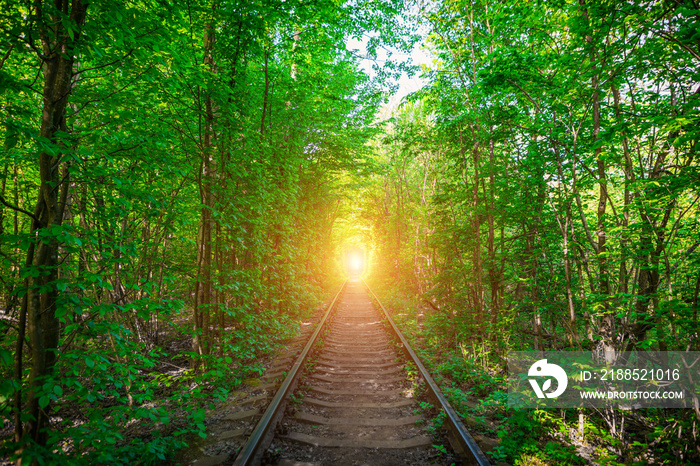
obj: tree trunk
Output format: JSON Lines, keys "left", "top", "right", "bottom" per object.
{"left": 193, "top": 16, "right": 216, "bottom": 367}
{"left": 579, "top": 0, "right": 614, "bottom": 362}
{"left": 19, "top": 0, "right": 88, "bottom": 451}
{"left": 593, "top": 69, "right": 613, "bottom": 361}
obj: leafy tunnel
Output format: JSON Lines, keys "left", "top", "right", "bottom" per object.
{"left": 1, "top": 0, "right": 699, "bottom": 464}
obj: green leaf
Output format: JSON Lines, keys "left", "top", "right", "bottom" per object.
{"left": 5, "top": 134, "right": 18, "bottom": 149}
{"left": 0, "top": 348, "right": 12, "bottom": 366}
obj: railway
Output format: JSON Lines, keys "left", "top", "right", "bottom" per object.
{"left": 192, "top": 278, "right": 491, "bottom": 465}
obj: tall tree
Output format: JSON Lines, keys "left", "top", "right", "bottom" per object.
{"left": 18, "top": 0, "right": 88, "bottom": 448}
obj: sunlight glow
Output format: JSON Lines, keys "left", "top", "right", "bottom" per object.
{"left": 350, "top": 255, "right": 362, "bottom": 271}
{"left": 346, "top": 250, "right": 365, "bottom": 275}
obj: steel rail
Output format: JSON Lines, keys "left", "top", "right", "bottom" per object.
{"left": 232, "top": 278, "right": 348, "bottom": 466}
{"left": 362, "top": 277, "right": 492, "bottom": 466}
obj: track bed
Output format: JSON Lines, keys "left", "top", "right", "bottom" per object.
{"left": 264, "top": 280, "right": 454, "bottom": 465}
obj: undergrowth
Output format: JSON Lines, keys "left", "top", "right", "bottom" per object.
{"left": 368, "top": 278, "right": 586, "bottom": 466}
{"left": 1, "top": 300, "right": 317, "bottom": 465}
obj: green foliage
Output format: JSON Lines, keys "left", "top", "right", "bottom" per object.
{"left": 0, "top": 0, "right": 413, "bottom": 461}
{"left": 433, "top": 443, "right": 448, "bottom": 455}
{"left": 493, "top": 411, "right": 585, "bottom": 466}
{"left": 2, "top": 0, "right": 697, "bottom": 462}
{"left": 356, "top": 0, "right": 700, "bottom": 462}
{"left": 426, "top": 409, "right": 447, "bottom": 440}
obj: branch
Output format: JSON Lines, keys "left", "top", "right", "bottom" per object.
{"left": 68, "top": 66, "right": 153, "bottom": 118}
{"left": 0, "top": 44, "right": 13, "bottom": 70}
{"left": 0, "top": 250, "right": 20, "bottom": 268}
{"left": 505, "top": 78, "right": 541, "bottom": 113}
{"left": 0, "top": 195, "right": 42, "bottom": 226}
{"left": 650, "top": 28, "right": 700, "bottom": 62}
{"left": 671, "top": 241, "right": 700, "bottom": 273}
{"left": 423, "top": 299, "right": 440, "bottom": 311}
{"left": 73, "top": 49, "right": 134, "bottom": 76}
{"left": 520, "top": 328, "right": 566, "bottom": 340}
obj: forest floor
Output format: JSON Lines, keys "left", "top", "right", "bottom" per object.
{"left": 0, "top": 311, "right": 305, "bottom": 465}
{"left": 168, "top": 302, "right": 330, "bottom": 465}
{"left": 170, "top": 283, "right": 492, "bottom": 466}
{"left": 1, "top": 290, "right": 580, "bottom": 465}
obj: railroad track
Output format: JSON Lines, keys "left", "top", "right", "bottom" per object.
{"left": 205, "top": 278, "right": 490, "bottom": 465}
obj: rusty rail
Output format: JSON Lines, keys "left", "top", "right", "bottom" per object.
{"left": 232, "top": 276, "right": 490, "bottom": 465}
{"left": 362, "top": 277, "right": 491, "bottom": 466}
{"left": 232, "top": 278, "right": 347, "bottom": 466}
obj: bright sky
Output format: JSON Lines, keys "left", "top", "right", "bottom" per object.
{"left": 346, "top": 36, "right": 433, "bottom": 108}
{"left": 397, "top": 45, "right": 432, "bottom": 100}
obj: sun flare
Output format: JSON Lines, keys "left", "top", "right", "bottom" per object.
{"left": 346, "top": 249, "right": 365, "bottom": 275}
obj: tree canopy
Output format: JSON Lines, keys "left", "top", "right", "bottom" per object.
{"left": 1, "top": 0, "right": 698, "bottom": 464}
